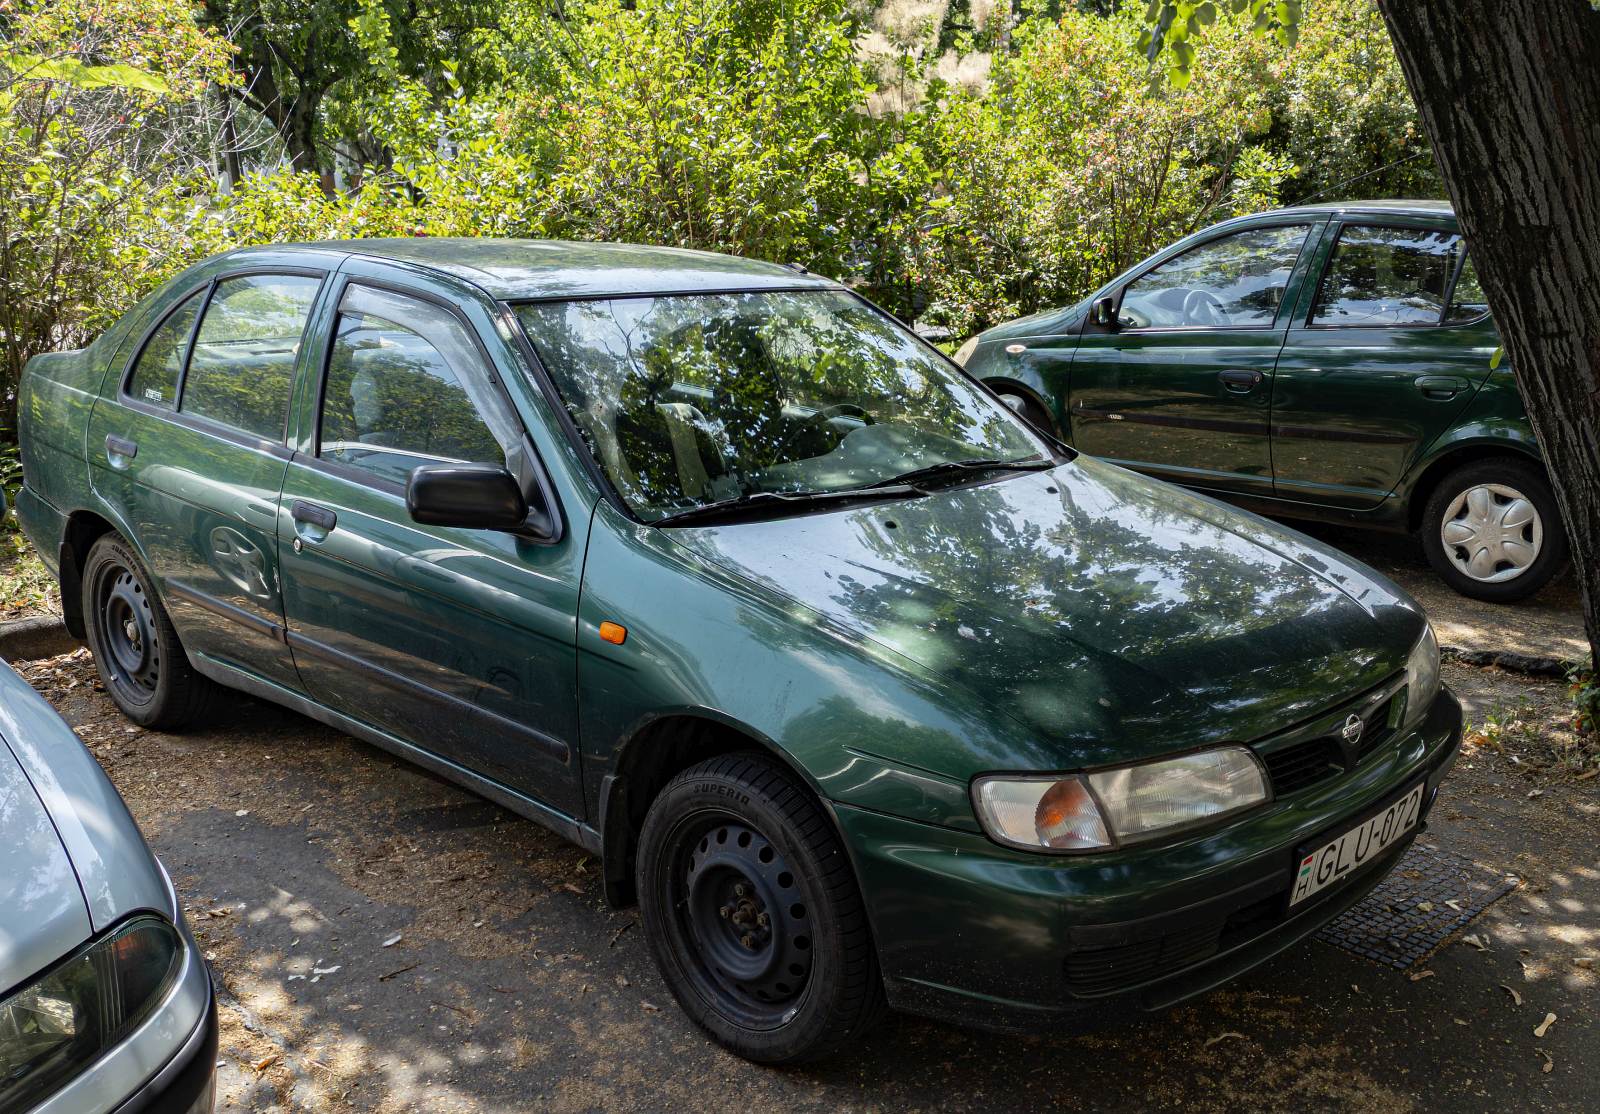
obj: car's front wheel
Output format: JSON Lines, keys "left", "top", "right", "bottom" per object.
{"left": 82, "top": 534, "right": 219, "bottom": 729}
{"left": 1420, "top": 459, "right": 1568, "bottom": 602}
{"left": 636, "top": 752, "right": 886, "bottom": 1063}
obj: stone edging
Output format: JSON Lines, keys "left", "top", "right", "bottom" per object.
{"left": 1441, "top": 644, "right": 1575, "bottom": 680}
{"left": 0, "top": 614, "right": 78, "bottom": 663}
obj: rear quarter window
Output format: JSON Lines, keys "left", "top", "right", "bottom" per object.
{"left": 126, "top": 292, "right": 203, "bottom": 409}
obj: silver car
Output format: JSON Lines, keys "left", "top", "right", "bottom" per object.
{"left": 0, "top": 657, "right": 216, "bottom": 1113}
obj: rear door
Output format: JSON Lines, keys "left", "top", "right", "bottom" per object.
{"left": 275, "top": 268, "right": 584, "bottom": 816}
{"left": 1066, "top": 220, "right": 1320, "bottom": 497}
{"left": 1271, "top": 221, "right": 1498, "bottom": 509}
{"left": 87, "top": 262, "right": 330, "bottom": 691}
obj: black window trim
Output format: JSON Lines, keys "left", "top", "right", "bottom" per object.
{"left": 1301, "top": 219, "right": 1492, "bottom": 331}
{"left": 1105, "top": 220, "right": 1320, "bottom": 336}
{"left": 306, "top": 274, "right": 566, "bottom": 545}
{"left": 118, "top": 266, "right": 330, "bottom": 455}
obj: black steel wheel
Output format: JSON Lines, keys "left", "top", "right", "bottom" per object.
{"left": 82, "top": 534, "right": 218, "bottom": 729}
{"left": 637, "top": 752, "right": 886, "bottom": 1062}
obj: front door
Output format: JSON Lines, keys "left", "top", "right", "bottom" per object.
{"left": 1067, "top": 222, "right": 1319, "bottom": 496}
{"left": 276, "top": 277, "right": 583, "bottom": 816}
{"left": 1271, "top": 222, "right": 1498, "bottom": 509}
{"left": 87, "top": 268, "right": 327, "bottom": 691}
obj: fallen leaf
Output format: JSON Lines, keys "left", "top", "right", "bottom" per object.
{"left": 312, "top": 965, "right": 342, "bottom": 976}
{"left": 1461, "top": 934, "right": 1488, "bottom": 951}
{"left": 1499, "top": 984, "right": 1522, "bottom": 1006}
{"left": 1575, "top": 769, "right": 1597, "bottom": 781}
{"left": 1204, "top": 1031, "right": 1246, "bottom": 1048}
{"left": 1538, "top": 1049, "right": 1554, "bottom": 1074}
{"left": 641, "top": 1000, "right": 661, "bottom": 1012}
{"left": 1573, "top": 957, "right": 1594, "bottom": 971}
{"left": 1445, "top": 900, "right": 1463, "bottom": 912}
{"left": 236, "top": 809, "right": 250, "bottom": 817}
{"left": 253, "top": 1054, "right": 280, "bottom": 1073}
{"left": 381, "top": 933, "right": 403, "bottom": 948}
{"left": 1534, "top": 1012, "right": 1556, "bottom": 1038}
{"left": 1527, "top": 789, "right": 1544, "bottom": 799}
{"left": 1416, "top": 901, "right": 1435, "bottom": 913}
{"left": 1409, "top": 969, "right": 1435, "bottom": 982}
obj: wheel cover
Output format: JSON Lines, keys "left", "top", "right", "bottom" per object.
{"left": 1440, "top": 482, "right": 1543, "bottom": 583}
{"left": 95, "top": 564, "right": 162, "bottom": 703}
{"left": 666, "top": 815, "right": 815, "bottom": 1030}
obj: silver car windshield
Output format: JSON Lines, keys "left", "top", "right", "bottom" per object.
{"left": 515, "top": 290, "right": 1043, "bottom": 522}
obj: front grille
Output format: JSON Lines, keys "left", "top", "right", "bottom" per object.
{"left": 1257, "top": 689, "right": 1403, "bottom": 798}
{"left": 1263, "top": 738, "right": 1344, "bottom": 795}
{"left": 1064, "top": 923, "right": 1222, "bottom": 996}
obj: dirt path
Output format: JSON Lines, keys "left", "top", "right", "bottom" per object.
{"left": 14, "top": 647, "right": 1596, "bottom": 1114}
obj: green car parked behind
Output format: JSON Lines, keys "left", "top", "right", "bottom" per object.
{"left": 959, "top": 201, "right": 1567, "bottom": 602}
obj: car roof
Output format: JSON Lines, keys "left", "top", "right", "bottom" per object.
{"left": 216, "top": 238, "right": 842, "bottom": 301}
{"left": 1266, "top": 198, "right": 1455, "bottom": 220}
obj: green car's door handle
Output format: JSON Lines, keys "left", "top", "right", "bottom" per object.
{"left": 104, "top": 434, "right": 137, "bottom": 468}
{"left": 1416, "top": 376, "right": 1471, "bottom": 400}
{"left": 1218, "top": 370, "right": 1264, "bottom": 394}
{"left": 290, "top": 500, "right": 337, "bottom": 542}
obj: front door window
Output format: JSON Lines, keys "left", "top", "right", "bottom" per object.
{"left": 1118, "top": 225, "right": 1312, "bottom": 330}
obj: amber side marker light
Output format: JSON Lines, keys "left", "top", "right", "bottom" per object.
{"left": 599, "top": 621, "right": 627, "bottom": 645}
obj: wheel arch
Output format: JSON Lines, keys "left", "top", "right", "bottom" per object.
{"left": 981, "top": 377, "right": 1062, "bottom": 438}
{"left": 597, "top": 711, "right": 844, "bottom": 910}
{"left": 57, "top": 509, "right": 123, "bottom": 638}
{"left": 1405, "top": 440, "right": 1547, "bottom": 532}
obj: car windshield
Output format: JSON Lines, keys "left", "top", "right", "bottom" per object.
{"left": 514, "top": 290, "right": 1045, "bottom": 522}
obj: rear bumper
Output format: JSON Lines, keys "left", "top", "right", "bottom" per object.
{"left": 837, "top": 686, "right": 1463, "bottom": 1033}
{"left": 11, "top": 483, "right": 66, "bottom": 579}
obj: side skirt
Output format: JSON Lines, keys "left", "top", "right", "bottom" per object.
{"left": 189, "top": 653, "right": 603, "bottom": 856}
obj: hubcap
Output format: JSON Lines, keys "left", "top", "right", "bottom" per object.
{"left": 98, "top": 567, "right": 161, "bottom": 699}
{"left": 1440, "top": 483, "right": 1543, "bottom": 583}
{"left": 671, "top": 819, "right": 814, "bottom": 1027}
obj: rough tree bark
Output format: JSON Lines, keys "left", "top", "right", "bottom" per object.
{"left": 1376, "top": 0, "right": 1600, "bottom": 672}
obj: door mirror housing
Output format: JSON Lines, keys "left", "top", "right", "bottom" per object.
{"left": 406, "top": 463, "right": 530, "bottom": 531}
{"left": 1090, "top": 295, "right": 1120, "bottom": 330}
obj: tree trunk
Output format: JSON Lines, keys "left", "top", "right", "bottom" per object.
{"left": 1376, "top": 0, "right": 1600, "bottom": 672}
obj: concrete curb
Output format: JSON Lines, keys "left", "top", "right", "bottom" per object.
{"left": 1441, "top": 644, "right": 1576, "bottom": 680}
{"left": 0, "top": 614, "right": 79, "bottom": 663}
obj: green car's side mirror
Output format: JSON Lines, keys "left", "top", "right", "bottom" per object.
{"left": 1091, "top": 294, "right": 1119, "bottom": 330}
{"left": 406, "top": 463, "right": 531, "bottom": 532}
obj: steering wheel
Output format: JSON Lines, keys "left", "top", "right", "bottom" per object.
{"left": 772, "top": 402, "right": 873, "bottom": 461}
{"left": 1182, "top": 288, "right": 1228, "bottom": 327}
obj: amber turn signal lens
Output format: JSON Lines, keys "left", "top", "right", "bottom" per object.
{"left": 598, "top": 621, "right": 627, "bottom": 645}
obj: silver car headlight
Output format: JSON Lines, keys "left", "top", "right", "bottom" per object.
{"left": 972, "top": 746, "right": 1270, "bottom": 853}
{"left": 951, "top": 335, "right": 979, "bottom": 366}
{"left": 1404, "top": 622, "right": 1441, "bottom": 727}
{"left": 0, "top": 916, "right": 184, "bottom": 1111}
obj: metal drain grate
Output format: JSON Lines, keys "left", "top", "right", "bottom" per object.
{"left": 1315, "top": 841, "right": 1520, "bottom": 969}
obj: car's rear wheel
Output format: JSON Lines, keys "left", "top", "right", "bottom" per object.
{"left": 1420, "top": 459, "right": 1568, "bottom": 602}
{"left": 636, "top": 752, "right": 886, "bottom": 1063}
{"left": 82, "top": 534, "right": 219, "bottom": 729}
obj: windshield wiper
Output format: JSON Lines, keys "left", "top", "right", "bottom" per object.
{"left": 863, "top": 456, "right": 1054, "bottom": 491}
{"left": 652, "top": 484, "right": 921, "bottom": 528}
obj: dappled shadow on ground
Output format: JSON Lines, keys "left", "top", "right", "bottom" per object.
{"left": 16, "top": 651, "right": 1599, "bottom": 1113}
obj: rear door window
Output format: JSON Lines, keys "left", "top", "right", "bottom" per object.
{"left": 1309, "top": 225, "right": 1464, "bottom": 327}
{"left": 126, "top": 292, "right": 203, "bottom": 409}
{"left": 182, "top": 274, "right": 322, "bottom": 440}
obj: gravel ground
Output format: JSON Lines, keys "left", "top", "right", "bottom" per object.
{"left": 7, "top": 530, "right": 1597, "bottom": 1113}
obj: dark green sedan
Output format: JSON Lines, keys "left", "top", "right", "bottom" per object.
{"left": 15, "top": 239, "right": 1459, "bottom": 1062}
{"left": 960, "top": 201, "right": 1566, "bottom": 602}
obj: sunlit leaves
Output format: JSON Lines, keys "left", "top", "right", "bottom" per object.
{"left": 0, "top": 53, "right": 173, "bottom": 96}
{"left": 1139, "top": 0, "right": 1300, "bottom": 88}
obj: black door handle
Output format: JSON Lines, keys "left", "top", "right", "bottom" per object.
{"left": 1218, "top": 370, "right": 1264, "bottom": 393}
{"left": 1416, "top": 375, "right": 1470, "bottom": 401}
{"left": 105, "top": 434, "right": 138, "bottom": 459}
{"left": 290, "top": 500, "right": 337, "bottom": 531}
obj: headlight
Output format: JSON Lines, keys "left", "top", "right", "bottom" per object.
{"left": 0, "top": 917, "right": 183, "bottom": 1110}
{"left": 951, "top": 335, "right": 979, "bottom": 366}
{"left": 973, "top": 746, "right": 1270, "bottom": 853}
{"left": 1404, "top": 622, "right": 1441, "bottom": 726}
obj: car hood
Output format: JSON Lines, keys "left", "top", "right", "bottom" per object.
{"left": 0, "top": 736, "right": 93, "bottom": 995}
{"left": 666, "top": 456, "right": 1423, "bottom": 773}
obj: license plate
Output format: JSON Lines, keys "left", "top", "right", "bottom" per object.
{"left": 1289, "top": 781, "right": 1425, "bottom": 908}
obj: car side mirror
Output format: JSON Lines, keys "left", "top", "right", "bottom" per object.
{"left": 406, "top": 463, "right": 530, "bottom": 532}
{"left": 1091, "top": 294, "right": 1120, "bottom": 330}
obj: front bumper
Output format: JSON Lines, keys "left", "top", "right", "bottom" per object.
{"left": 837, "top": 686, "right": 1463, "bottom": 1032}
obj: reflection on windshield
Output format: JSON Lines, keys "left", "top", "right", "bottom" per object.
{"left": 515, "top": 291, "right": 1041, "bottom": 521}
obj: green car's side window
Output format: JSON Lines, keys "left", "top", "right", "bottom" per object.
{"left": 318, "top": 284, "right": 516, "bottom": 488}
{"left": 182, "top": 274, "right": 322, "bottom": 441}
{"left": 1117, "top": 225, "right": 1311, "bottom": 330}
{"left": 1444, "top": 254, "right": 1489, "bottom": 324}
{"left": 126, "top": 292, "right": 203, "bottom": 409}
{"left": 1309, "top": 225, "right": 1464, "bottom": 327}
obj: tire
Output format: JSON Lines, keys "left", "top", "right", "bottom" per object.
{"left": 1420, "top": 459, "right": 1568, "bottom": 603}
{"left": 995, "top": 389, "right": 1056, "bottom": 438}
{"left": 636, "top": 752, "right": 886, "bottom": 1063}
{"left": 81, "top": 534, "right": 219, "bottom": 729}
